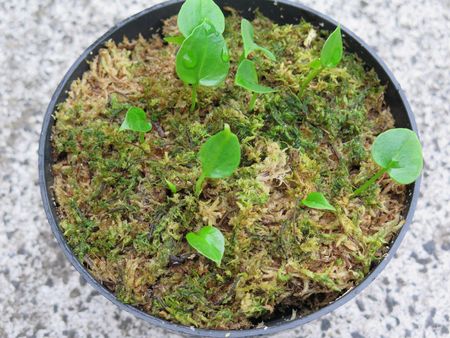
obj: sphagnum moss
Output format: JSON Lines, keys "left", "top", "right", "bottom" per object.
{"left": 52, "top": 12, "right": 406, "bottom": 329}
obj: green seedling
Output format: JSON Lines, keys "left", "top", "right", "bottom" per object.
{"left": 177, "top": 0, "right": 225, "bottom": 37}
{"left": 241, "top": 18, "right": 276, "bottom": 61}
{"left": 299, "top": 25, "right": 343, "bottom": 96}
{"left": 186, "top": 225, "right": 225, "bottom": 266}
{"left": 235, "top": 59, "right": 276, "bottom": 111}
{"left": 119, "top": 106, "right": 152, "bottom": 143}
{"left": 165, "top": 179, "right": 177, "bottom": 194}
{"left": 176, "top": 20, "right": 230, "bottom": 111}
{"left": 195, "top": 124, "right": 241, "bottom": 196}
{"left": 301, "top": 192, "right": 336, "bottom": 212}
{"left": 353, "top": 128, "right": 423, "bottom": 197}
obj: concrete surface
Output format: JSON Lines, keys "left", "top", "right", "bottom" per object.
{"left": 0, "top": 0, "right": 449, "bottom": 337}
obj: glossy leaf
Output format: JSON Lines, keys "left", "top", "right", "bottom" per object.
{"left": 372, "top": 128, "right": 423, "bottom": 184}
{"left": 195, "top": 124, "right": 241, "bottom": 196}
{"left": 199, "top": 124, "right": 241, "bottom": 178}
{"left": 235, "top": 59, "right": 276, "bottom": 94}
{"left": 241, "top": 18, "right": 276, "bottom": 61}
{"left": 301, "top": 192, "right": 336, "bottom": 211}
{"left": 177, "top": 0, "right": 225, "bottom": 37}
{"left": 320, "top": 25, "right": 343, "bottom": 68}
{"left": 176, "top": 21, "right": 230, "bottom": 87}
{"left": 119, "top": 107, "right": 152, "bottom": 133}
{"left": 186, "top": 226, "right": 225, "bottom": 266}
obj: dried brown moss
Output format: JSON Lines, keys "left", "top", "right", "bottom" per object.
{"left": 51, "top": 12, "right": 406, "bottom": 329}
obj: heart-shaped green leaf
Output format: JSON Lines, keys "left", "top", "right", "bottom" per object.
{"left": 186, "top": 226, "right": 225, "bottom": 266}
{"left": 199, "top": 124, "right": 241, "bottom": 178}
{"left": 320, "top": 25, "right": 343, "bottom": 68}
{"left": 177, "top": 0, "right": 225, "bottom": 37}
{"left": 119, "top": 107, "right": 152, "bottom": 133}
{"left": 241, "top": 18, "right": 276, "bottom": 61}
{"left": 235, "top": 59, "right": 276, "bottom": 94}
{"left": 372, "top": 128, "right": 423, "bottom": 184}
{"left": 176, "top": 21, "right": 230, "bottom": 87}
{"left": 195, "top": 124, "right": 241, "bottom": 196}
{"left": 301, "top": 192, "right": 336, "bottom": 211}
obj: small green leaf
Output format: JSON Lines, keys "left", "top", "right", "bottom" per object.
{"left": 176, "top": 21, "right": 230, "bottom": 87}
{"left": 199, "top": 124, "right": 241, "bottom": 178}
{"left": 195, "top": 124, "right": 241, "bottom": 195}
{"left": 164, "top": 35, "right": 185, "bottom": 45}
{"left": 186, "top": 226, "right": 225, "bottom": 266}
{"left": 372, "top": 128, "right": 423, "bottom": 184}
{"left": 301, "top": 192, "right": 336, "bottom": 211}
{"left": 320, "top": 25, "right": 343, "bottom": 68}
{"left": 119, "top": 107, "right": 152, "bottom": 133}
{"left": 241, "top": 18, "right": 276, "bottom": 61}
{"left": 177, "top": 0, "right": 225, "bottom": 37}
{"left": 165, "top": 179, "right": 177, "bottom": 194}
{"left": 235, "top": 59, "right": 276, "bottom": 94}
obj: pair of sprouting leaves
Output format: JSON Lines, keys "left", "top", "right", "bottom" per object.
{"left": 187, "top": 123, "right": 241, "bottom": 266}
{"left": 167, "top": 0, "right": 229, "bottom": 110}
{"left": 235, "top": 19, "right": 277, "bottom": 111}
{"left": 169, "top": 0, "right": 277, "bottom": 111}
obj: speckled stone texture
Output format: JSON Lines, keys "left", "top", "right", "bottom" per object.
{"left": 0, "top": 0, "right": 449, "bottom": 337}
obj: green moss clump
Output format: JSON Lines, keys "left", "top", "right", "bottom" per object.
{"left": 51, "top": 12, "right": 406, "bottom": 329}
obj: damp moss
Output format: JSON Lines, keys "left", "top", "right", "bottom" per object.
{"left": 51, "top": 12, "right": 406, "bottom": 329}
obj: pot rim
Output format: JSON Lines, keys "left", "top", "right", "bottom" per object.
{"left": 38, "top": 0, "right": 422, "bottom": 337}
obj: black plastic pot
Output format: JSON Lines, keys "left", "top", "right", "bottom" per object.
{"left": 39, "top": 0, "right": 421, "bottom": 337}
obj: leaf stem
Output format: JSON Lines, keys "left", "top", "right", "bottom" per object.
{"left": 195, "top": 172, "right": 206, "bottom": 197}
{"left": 299, "top": 66, "right": 324, "bottom": 97}
{"left": 239, "top": 52, "right": 245, "bottom": 63}
{"left": 190, "top": 84, "right": 198, "bottom": 112}
{"left": 352, "top": 167, "right": 388, "bottom": 197}
{"left": 139, "top": 132, "right": 145, "bottom": 144}
{"left": 248, "top": 92, "right": 258, "bottom": 111}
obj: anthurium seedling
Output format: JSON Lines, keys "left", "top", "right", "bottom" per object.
{"left": 119, "top": 106, "right": 152, "bottom": 143}
{"left": 186, "top": 225, "right": 225, "bottom": 266}
{"left": 235, "top": 59, "right": 276, "bottom": 111}
{"left": 299, "top": 25, "right": 343, "bottom": 96}
{"left": 195, "top": 124, "right": 241, "bottom": 196}
{"left": 301, "top": 192, "right": 336, "bottom": 212}
{"left": 241, "top": 18, "right": 276, "bottom": 61}
{"left": 176, "top": 20, "right": 230, "bottom": 111}
{"left": 352, "top": 128, "right": 423, "bottom": 197}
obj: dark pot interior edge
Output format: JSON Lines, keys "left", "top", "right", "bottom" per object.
{"left": 38, "top": 0, "right": 422, "bottom": 337}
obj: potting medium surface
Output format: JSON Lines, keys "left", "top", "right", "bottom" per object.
{"left": 0, "top": 0, "right": 449, "bottom": 337}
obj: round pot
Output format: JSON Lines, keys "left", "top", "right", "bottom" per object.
{"left": 38, "top": 0, "right": 421, "bottom": 336}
